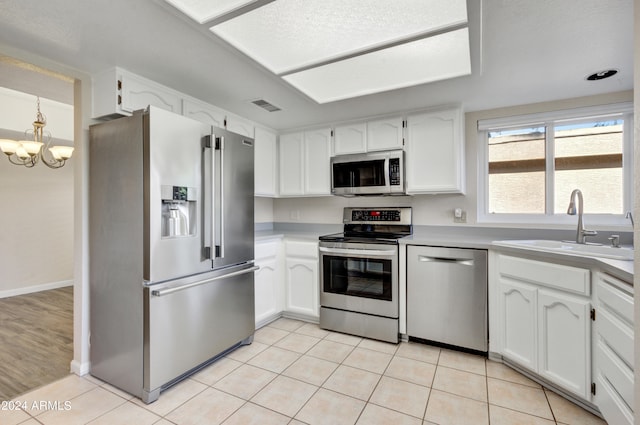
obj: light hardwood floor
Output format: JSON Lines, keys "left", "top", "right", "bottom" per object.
{"left": 0, "top": 286, "right": 73, "bottom": 401}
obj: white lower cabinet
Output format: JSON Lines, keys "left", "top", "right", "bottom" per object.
{"left": 537, "top": 289, "right": 591, "bottom": 398}
{"left": 496, "top": 254, "right": 592, "bottom": 400}
{"left": 593, "top": 272, "right": 634, "bottom": 425}
{"left": 254, "top": 237, "right": 319, "bottom": 326}
{"left": 254, "top": 239, "right": 283, "bottom": 328}
{"left": 284, "top": 240, "right": 319, "bottom": 319}
{"left": 499, "top": 279, "right": 537, "bottom": 371}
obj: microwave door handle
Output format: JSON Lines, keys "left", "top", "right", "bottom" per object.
{"left": 384, "top": 158, "right": 391, "bottom": 191}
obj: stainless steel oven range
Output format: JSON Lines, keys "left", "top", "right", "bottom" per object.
{"left": 319, "top": 207, "right": 412, "bottom": 343}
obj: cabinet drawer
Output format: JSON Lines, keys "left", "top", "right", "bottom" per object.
{"left": 255, "top": 240, "right": 280, "bottom": 261}
{"left": 498, "top": 255, "right": 590, "bottom": 295}
{"left": 596, "top": 274, "right": 633, "bottom": 325}
{"left": 285, "top": 240, "right": 318, "bottom": 259}
{"left": 597, "top": 308, "right": 634, "bottom": 368}
{"left": 596, "top": 338, "right": 634, "bottom": 408}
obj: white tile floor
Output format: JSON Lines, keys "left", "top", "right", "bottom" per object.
{"left": 2, "top": 318, "right": 608, "bottom": 425}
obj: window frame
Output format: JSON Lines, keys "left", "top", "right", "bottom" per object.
{"left": 477, "top": 102, "right": 634, "bottom": 226}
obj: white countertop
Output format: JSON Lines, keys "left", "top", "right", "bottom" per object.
{"left": 256, "top": 224, "right": 634, "bottom": 283}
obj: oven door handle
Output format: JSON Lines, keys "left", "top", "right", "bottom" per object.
{"left": 319, "top": 247, "right": 396, "bottom": 257}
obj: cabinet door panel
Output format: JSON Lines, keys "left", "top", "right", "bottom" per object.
{"left": 367, "top": 116, "right": 403, "bottom": 151}
{"left": 405, "top": 108, "right": 464, "bottom": 194}
{"left": 334, "top": 123, "right": 366, "bottom": 154}
{"left": 279, "top": 133, "right": 304, "bottom": 196}
{"left": 499, "top": 279, "right": 537, "bottom": 371}
{"left": 255, "top": 257, "right": 279, "bottom": 326}
{"left": 285, "top": 258, "right": 318, "bottom": 318}
{"left": 226, "top": 114, "right": 254, "bottom": 138}
{"left": 254, "top": 127, "right": 278, "bottom": 197}
{"left": 182, "top": 98, "right": 225, "bottom": 127}
{"left": 538, "top": 289, "right": 590, "bottom": 399}
{"left": 304, "top": 129, "right": 332, "bottom": 195}
{"left": 121, "top": 73, "right": 182, "bottom": 114}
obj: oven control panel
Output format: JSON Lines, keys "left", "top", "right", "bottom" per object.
{"left": 351, "top": 209, "right": 401, "bottom": 222}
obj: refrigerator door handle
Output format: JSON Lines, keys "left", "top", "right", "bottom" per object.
{"left": 214, "top": 135, "right": 224, "bottom": 259}
{"left": 151, "top": 266, "right": 259, "bottom": 297}
{"left": 202, "top": 134, "right": 215, "bottom": 260}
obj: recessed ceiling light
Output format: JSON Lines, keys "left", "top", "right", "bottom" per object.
{"left": 586, "top": 69, "right": 618, "bottom": 81}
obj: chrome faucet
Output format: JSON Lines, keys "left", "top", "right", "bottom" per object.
{"left": 567, "top": 189, "right": 598, "bottom": 244}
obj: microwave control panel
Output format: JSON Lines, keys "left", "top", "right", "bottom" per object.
{"left": 389, "top": 158, "right": 401, "bottom": 186}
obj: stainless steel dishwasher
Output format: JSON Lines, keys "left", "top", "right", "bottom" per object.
{"left": 407, "top": 245, "right": 488, "bottom": 353}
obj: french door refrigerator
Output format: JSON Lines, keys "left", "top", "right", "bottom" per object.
{"left": 89, "top": 106, "right": 255, "bottom": 403}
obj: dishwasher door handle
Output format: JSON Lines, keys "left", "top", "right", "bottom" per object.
{"left": 418, "top": 256, "right": 475, "bottom": 266}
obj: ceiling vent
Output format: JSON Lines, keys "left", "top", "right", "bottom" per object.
{"left": 251, "top": 98, "right": 281, "bottom": 112}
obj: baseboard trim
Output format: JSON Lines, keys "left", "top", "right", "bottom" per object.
{"left": 70, "top": 359, "right": 90, "bottom": 376}
{"left": 0, "top": 280, "right": 73, "bottom": 299}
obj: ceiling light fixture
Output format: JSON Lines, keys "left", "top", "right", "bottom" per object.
{"left": 164, "top": 0, "right": 471, "bottom": 103}
{"left": 0, "top": 96, "right": 74, "bottom": 168}
{"left": 586, "top": 69, "right": 618, "bottom": 81}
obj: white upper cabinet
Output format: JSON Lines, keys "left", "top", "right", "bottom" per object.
{"left": 226, "top": 114, "right": 255, "bottom": 138}
{"left": 182, "top": 97, "right": 225, "bottom": 128}
{"left": 333, "top": 122, "right": 367, "bottom": 155}
{"left": 367, "top": 116, "right": 404, "bottom": 151}
{"left": 279, "top": 132, "right": 305, "bottom": 196}
{"left": 92, "top": 67, "right": 182, "bottom": 118}
{"left": 333, "top": 116, "right": 404, "bottom": 155}
{"left": 405, "top": 107, "right": 465, "bottom": 194}
{"left": 304, "top": 128, "right": 332, "bottom": 195}
{"left": 279, "top": 128, "right": 332, "bottom": 197}
{"left": 254, "top": 126, "right": 278, "bottom": 197}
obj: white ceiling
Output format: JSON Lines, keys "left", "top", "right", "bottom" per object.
{"left": 0, "top": 0, "right": 632, "bottom": 131}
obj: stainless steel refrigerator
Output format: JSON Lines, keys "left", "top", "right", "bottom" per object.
{"left": 89, "top": 106, "right": 255, "bottom": 403}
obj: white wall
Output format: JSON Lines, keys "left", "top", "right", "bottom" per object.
{"left": 0, "top": 158, "right": 74, "bottom": 296}
{"left": 273, "top": 90, "right": 633, "bottom": 228}
{"left": 255, "top": 197, "right": 274, "bottom": 224}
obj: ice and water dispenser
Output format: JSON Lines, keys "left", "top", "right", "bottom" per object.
{"left": 161, "top": 185, "right": 196, "bottom": 238}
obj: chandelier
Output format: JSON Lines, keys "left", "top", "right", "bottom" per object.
{"left": 0, "top": 96, "right": 74, "bottom": 168}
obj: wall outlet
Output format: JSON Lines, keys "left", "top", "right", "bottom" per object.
{"left": 289, "top": 210, "right": 300, "bottom": 221}
{"left": 453, "top": 208, "right": 467, "bottom": 223}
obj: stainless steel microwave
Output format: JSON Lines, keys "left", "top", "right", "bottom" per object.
{"left": 331, "top": 150, "right": 405, "bottom": 196}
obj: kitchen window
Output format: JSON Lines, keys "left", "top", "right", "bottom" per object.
{"left": 477, "top": 103, "right": 634, "bottom": 225}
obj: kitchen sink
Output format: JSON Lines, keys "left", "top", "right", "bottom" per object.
{"left": 493, "top": 239, "right": 634, "bottom": 261}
